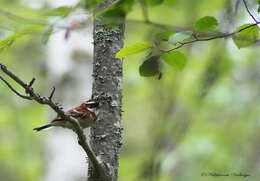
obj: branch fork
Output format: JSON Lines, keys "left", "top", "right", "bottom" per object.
{"left": 0, "top": 62, "right": 106, "bottom": 180}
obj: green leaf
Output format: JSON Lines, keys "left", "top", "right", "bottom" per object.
{"left": 168, "top": 31, "right": 192, "bottom": 45}
{"left": 146, "top": 0, "right": 164, "bottom": 6}
{"left": 55, "top": 7, "right": 72, "bottom": 17}
{"left": 41, "top": 26, "right": 54, "bottom": 44}
{"left": 115, "top": 42, "right": 153, "bottom": 58}
{"left": 161, "top": 51, "right": 187, "bottom": 70}
{"left": 258, "top": 0, "right": 260, "bottom": 13}
{"left": 98, "top": 0, "right": 134, "bottom": 27}
{"left": 0, "top": 25, "right": 43, "bottom": 53}
{"left": 103, "top": 9, "right": 126, "bottom": 19}
{"left": 85, "top": 0, "right": 103, "bottom": 9}
{"left": 194, "top": 16, "right": 218, "bottom": 32}
{"left": 139, "top": 56, "right": 160, "bottom": 77}
{"left": 101, "top": 9, "right": 126, "bottom": 27}
{"left": 20, "top": 25, "right": 43, "bottom": 34}
{"left": 96, "top": 0, "right": 134, "bottom": 18}
{"left": 155, "top": 30, "right": 175, "bottom": 41}
{"left": 0, "top": 9, "right": 47, "bottom": 26}
{"left": 117, "top": 0, "right": 135, "bottom": 14}
{"left": 44, "top": 6, "right": 72, "bottom": 17}
{"left": 232, "top": 24, "right": 259, "bottom": 48}
{"left": 0, "top": 33, "right": 22, "bottom": 53}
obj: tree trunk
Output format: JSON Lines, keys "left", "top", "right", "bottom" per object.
{"left": 88, "top": 1, "right": 125, "bottom": 181}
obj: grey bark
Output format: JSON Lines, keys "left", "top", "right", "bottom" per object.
{"left": 88, "top": 1, "right": 125, "bottom": 181}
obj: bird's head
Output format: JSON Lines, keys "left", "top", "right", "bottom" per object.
{"left": 85, "top": 99, "right": 100, "bottom": 109}
{"left": 85, "top": 96, "right": 110, "bottom": 113}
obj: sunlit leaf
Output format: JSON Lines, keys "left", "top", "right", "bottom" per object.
{"left": 0, "top": 33, "right": 21, "bottom": 53}
{"left": 194, "top": 16, "right": 218, "bottom": 32}
{"left": 0, "top": 9, "right": 46, "bottom": 26}
{"left": 21, "top": 25, "right": 43, "bottom": 34}
{"left": 232, "top": 24, "right": 259, "bottom": 48}
{"left": 139, "top": 56, "right": 161, "bottom": 76}
{"left": 161, "top": 51, "right": 187, "bottom": 70}
{"left": 56, "top": 7, "right": 72, "bottom": 17}
{"left": 0, "top": 25, "right": 43, "bottom": 53}
{"left": 168, "top": 31, "right": 192, "bottom": 45}
{"left": 115, "top": 42, "right": 153, "bottom": 58}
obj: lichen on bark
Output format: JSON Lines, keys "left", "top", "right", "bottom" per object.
{"left": 88, "top": 1, "right": 125, "bottom": 180}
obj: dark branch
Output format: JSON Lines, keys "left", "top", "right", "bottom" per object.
{"left": 242, "top": 0, "right": 259, "bottom": 23}
{"left": 0, "top": 63, "right": 28, "bottom": 88}
{"left": 164, "top": 23, "right": 260, "bottom": 52}
{"left": 28, "top": 78, "right": 36, "bottom": 87}
{"left": 49, "top": 87, "right": 55, "bottom": 100}
{"left": 0, "top": 74, "right": 32, "bottom": 100}
{"left": 0, "top": 62, "right": 106, "bottom": 180}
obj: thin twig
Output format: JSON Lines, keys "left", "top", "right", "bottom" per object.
{"left": 242, "top": 0, "right": 259, "bottom": 23}
{"left": 0, "top": 62, "right": 106, "bottom": 180}
{"left": 0, "top": 63, "right": 28, "bottom": 88}
{"left": 28, "top": 78, "right": 36, "bottom": 87}
{"left": 0, "top": 74, "right": 32, "bottom": 100}
{"left": 48, "top": 87, "right": 55, "bottom": 100}
{"left": 164, "top": 22, "right": 260, "bottom": 52}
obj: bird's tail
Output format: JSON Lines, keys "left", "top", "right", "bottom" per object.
{"left": 33, "top": 124, "right": 52, "bottom": 131}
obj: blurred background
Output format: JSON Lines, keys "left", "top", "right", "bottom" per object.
{"left": 0, "top": 0, "right": 260, "bottom": 181}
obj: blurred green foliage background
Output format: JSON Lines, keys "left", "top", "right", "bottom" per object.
{"left": 0, "top": 0, "right": 260, "bottom": 181}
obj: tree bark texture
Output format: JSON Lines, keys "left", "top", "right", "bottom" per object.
{"left": 88, "top": 1, "right": 125, "bottom": 181}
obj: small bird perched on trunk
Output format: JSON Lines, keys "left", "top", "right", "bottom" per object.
{"left": 34, "top": 99, "right": 101, "bottom": 131}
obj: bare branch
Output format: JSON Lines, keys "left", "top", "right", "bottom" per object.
{"left": 0, "top": 62, "right": 106, "bottom": 180}
{"left": 0, "top": 63, "right": 29, "bottom": 88}
{"left": 242, "top": 0, "right": 259, "bottom": 23}
{"left": 164, "top": 23, "right": 260, "bottom": 52}
{"left": 28, "top": 78, "right": 36, "bottom": 87}
{"left": 48, "top": 87, "right": 55, "bottom": 100}
{"left": 0, "top": 74, "right": 32, "bottom": 100}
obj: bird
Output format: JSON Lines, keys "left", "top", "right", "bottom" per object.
{"left": 33, "top": 99, "right": 102, "bottom": 131}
